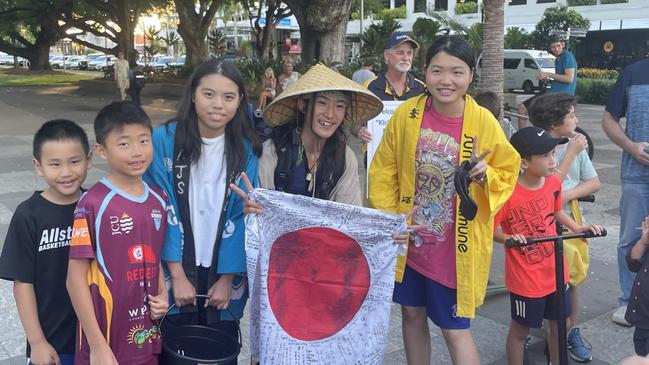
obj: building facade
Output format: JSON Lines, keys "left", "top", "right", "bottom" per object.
{"left": 348, "top": 0, "right": 649, "bottom": 69}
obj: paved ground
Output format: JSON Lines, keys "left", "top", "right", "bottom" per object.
{"left": 0, "top": 85, "right": 638, "bottom": 364}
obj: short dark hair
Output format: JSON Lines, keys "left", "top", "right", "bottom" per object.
{"left": 362, "top": 57, "right": 375, "bottom": 67}
{"left": 94, "top": 101, "right": 152, "bottom": 145}
{"left": 527, "top": 93, "right": 578, "bottom": 131}
{"left": 474, "top": 91, "right": 501, "bottom": 119}
{"left": 33, "top": 119, "right": 90, "bottom": 161}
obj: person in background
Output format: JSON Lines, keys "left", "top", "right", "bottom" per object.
{"left": 352, "top": 57, "right": 376, "bottom": 85}
{"left": 114, "top": 51, "right": 130, "bottom": 101}
{"left": 353, "top": 32, "right": 426, "bottom": 144}
{"left": 538, "top": 34, "right": 578, "bottom": 96}
{"left": 474, "top": 91, "right": 501, "bottom": 120}
{"left": 258, "top": 67, "right": 276, "bottom": 112}
{"left": 602, "top": 58, "right": 649, "bottom": 328}
{"left": 278, "top": 60, "right": 300, "bottom": 93}
{"left": 128, "top": 65, "right": 146, "bottom": 106}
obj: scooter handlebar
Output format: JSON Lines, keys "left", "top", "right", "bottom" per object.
{"left": 504, "top": 228, "right": 607, "bottom": 248}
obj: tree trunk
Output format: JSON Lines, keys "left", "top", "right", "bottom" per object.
{"left": 286, "top": 0, "right": 353, "bottom": 64}
{"left": 478, "top": 0, "right": 504, "bottom": 110}
{"left": 259, "top": 23, "right": 275, "bottom": 60}
{"left": 27, "top": 40, "right": 52, "bottom": 70}
{"left": 175, "top": 0, "right": 221, "bottom": 71}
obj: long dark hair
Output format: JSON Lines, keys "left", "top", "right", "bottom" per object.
{"left": 169, "top": 59, "right": 262, "bottom": 174}
{"left": 271, "top": 94, "right": 346, "bottom": 199}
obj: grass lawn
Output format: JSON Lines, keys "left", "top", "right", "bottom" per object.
{"left": 0, "top": 69, "right": 98, "bottom": 86}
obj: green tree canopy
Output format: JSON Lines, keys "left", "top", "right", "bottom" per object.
{"left": 531, "top": 5, "right": 590, "bottom": 49}
{"left": 0, "top": 0, "right": 73, "bottom": 70}
{"left": 504, "top": 27, "right": 533, "bottom": 49}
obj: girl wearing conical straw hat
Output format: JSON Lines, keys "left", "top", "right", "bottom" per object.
{"left": 231, "top": 63, "right": 383, "bottom": 206}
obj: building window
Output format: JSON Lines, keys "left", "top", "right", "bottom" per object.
{"left": 415, "top": 0, "right": 427, "bottom": 12}
{"left": 509, "top": 0, "right": 527, "bottom": 4}
{"left": 434, "top": 0, "right": 448, "bottom": 10}
{"left": 536, "top": 0, "right": 556, "bottom": 3}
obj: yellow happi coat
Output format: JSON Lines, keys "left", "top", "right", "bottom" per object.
{"left": 368, "top": 94, "right": 520, "bottom": 318}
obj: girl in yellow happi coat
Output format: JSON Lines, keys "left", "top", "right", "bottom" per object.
{"left": 369, "top": 35, "right": 520, "bottom": 364}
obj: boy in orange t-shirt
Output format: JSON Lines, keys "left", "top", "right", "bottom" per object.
{"left": 494, "top": 127, "right": 602, "bottom": 365}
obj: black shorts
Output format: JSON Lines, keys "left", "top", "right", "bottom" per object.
{"left": 509, "top": 285, "right": 572, "bottom": 328}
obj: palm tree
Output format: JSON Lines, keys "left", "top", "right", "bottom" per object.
{"left": 478, "top": 0, "right": 504, "bottom": 114}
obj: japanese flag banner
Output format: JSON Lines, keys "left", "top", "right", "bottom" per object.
{"left": 245, "top": 189, "right": 407, "bottom": 364}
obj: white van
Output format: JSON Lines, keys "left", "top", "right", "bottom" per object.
{"left": 477, "top": 49, "right": 555, "bottom": 93}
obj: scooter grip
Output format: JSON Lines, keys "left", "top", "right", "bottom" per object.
{"left": 583, "top": 228, "right": 607, "bottom": 238}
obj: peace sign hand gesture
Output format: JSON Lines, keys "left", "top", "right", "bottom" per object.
{"left": 229, "top": 172, "right": 263, "bottom": 215}
{"left": 468, "top": 135, "right": 492, "bottom": 182}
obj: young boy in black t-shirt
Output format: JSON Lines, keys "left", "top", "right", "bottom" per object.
{"left": 0, "top": 120, "right": 91, "bottom": 365}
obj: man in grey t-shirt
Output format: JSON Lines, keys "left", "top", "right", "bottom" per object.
{"left": 352, "top": 58, "right": 375, "bottom": 85}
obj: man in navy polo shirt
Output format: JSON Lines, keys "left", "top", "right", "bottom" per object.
{"left": 353, "top": 32, "right": 425, "bottom": 143}
{"left": 602, "top": 58, "right": 649, "bottom": 327}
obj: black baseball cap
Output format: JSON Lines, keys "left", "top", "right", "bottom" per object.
{"left": 510, "top": 127, "right": 568, "bottom": 156}
{"left": 384, "top": 32, "right": 420, "bottom": 50}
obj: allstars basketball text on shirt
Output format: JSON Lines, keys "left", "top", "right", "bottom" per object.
{"left": 38, "top": 226, "right": 72, "bottom": 252}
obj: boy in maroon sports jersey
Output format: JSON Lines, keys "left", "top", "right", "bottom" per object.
{"left": 66, "top": 101, "right": 170, "bottom": 365}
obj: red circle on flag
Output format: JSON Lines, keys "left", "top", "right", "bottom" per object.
{"left": 267, "top": 227, "right": 370, "bottom": 341}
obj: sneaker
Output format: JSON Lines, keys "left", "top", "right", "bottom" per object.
{"left": 567, "top": 327, "right": 593, "bottom": 362}
{"left": 612, "top": 305, "right": 632, "bottom": 327}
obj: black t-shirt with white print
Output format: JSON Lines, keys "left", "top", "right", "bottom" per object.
{"left": 0, "top": 192, "right": 77, "bottom": 357}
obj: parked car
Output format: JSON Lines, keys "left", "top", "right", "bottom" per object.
{"left": 64, "top": 55, "right": 84, "bottom": 69}
{"left": 152, "top": 56, "right": 175, "bottom": 71}
{"left": 89, "top": 55, "right": 115, "bottom": 71}
{"left": 50, "top": 55, "right": 68, "bottom": 68}
{"left": 477, "top": 49, "right": 555, "bottom": 93}
{"left": 79, "top": 53, "right": 104, "bottom": 70}
{"left": 0, "top": 54, "right": 15, "bottom": 65}
{"left": 170, "top": 55, "right": 185, "bottom": 67}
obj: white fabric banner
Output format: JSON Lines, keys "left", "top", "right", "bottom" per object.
{"left": 245, "top": 189, "right": 406, "bottom": 364}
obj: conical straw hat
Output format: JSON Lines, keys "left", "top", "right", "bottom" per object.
{"left": 263, "top": 63, "right": 384, "bottom": 127}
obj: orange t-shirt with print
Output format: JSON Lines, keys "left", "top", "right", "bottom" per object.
{"left": 495, "top": 175, "right": 568, "bottom": 298}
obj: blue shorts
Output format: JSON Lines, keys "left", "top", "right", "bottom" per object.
{"left": 393, "top": 264, "right": 470, "bottom": 330}
{"left": 509, "top": 285, "right": 572, "bottom": 328}
{"left": 30, "top": 353, "right": 73, "bottom": 365}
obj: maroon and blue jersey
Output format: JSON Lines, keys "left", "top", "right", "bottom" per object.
{"left": 70, "top": 178, "right": 167, "bottom": 365}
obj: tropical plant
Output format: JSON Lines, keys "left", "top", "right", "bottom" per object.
{"left": 361, "top": 17, "right": 402, "bottom": 59}
{"left": 504, "top": 27, "right": 533, "bottom": 49}
{"left": 208, "top": 28, "right": 226, "bottom": 57}
{"left": 467, "top": 22, "right": 483, "bottom": 52}
{"left": 161, "top": 31, "right": 180, "bottom": 56}
{"left": 427, "top": 11, "right": 469, "bottom": 36}
{"left": 412, "top": 17, "right": 441, "bottom": 68}
{"left": 143, "top": 25, "right": 161, "bottom": 62}
{"left": 454, "top": 1, "right": 478, "bottom": 14}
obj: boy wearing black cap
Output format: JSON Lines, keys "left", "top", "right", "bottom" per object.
{"left": 493, "top": 127, "right": 602, "bottom": 365}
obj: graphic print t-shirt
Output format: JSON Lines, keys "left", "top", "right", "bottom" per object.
{"left": 0, "top": 192, "right": 77, "bottom": 357}
{"left": 69, "top": 179, "right": 167, "bottom": 365}
{"left": 408, "top": 99, "right": 462, "bottom": 288}
{"left": 495, "top": 176, "right": 567, "bottom": 297}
